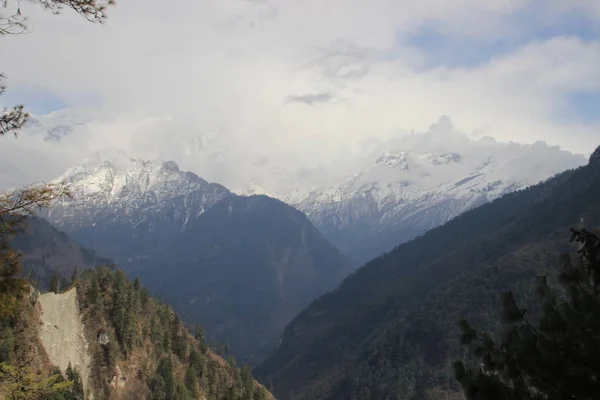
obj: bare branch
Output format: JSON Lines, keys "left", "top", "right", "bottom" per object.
{"left": 28, "top": 0, "right": 115, "bottom": 24}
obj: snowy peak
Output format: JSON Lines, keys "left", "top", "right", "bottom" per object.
{"left": 53, "top": 158, "right": 219, "bottom": 205}
{"left": 420, "top": 152, "right": 462, "bottom": 165}
{"left": 235, "top": 182, "right": 273, "bottom": 197}
{"left": 375, "top": 152, "right": 411, "bottom": 169}
{"left": 47, "top": 158, "right": 232, "bottom": 229}
{"left": 374, "top": 151, "right": 462, "bottom": 170}
{"left": 290, "top": 137, "right": 588, "bottom": 266}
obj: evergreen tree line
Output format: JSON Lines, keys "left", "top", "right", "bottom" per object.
{"left": 455, "top": 228, "right": 600, "bottom": 399}
{"left": 77, "top": 265, "right": 270, "bottom": 400}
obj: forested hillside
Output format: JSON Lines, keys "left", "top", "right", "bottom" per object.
{"left": 256, "top": 146, "right": 600, "bottom": 400}
{"left": 75, "top": 266, "right": 273, "bottom": 399}
{"left": 0, "top": 264, "right": 274, "bottom": 399}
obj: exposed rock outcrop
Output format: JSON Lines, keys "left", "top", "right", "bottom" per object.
{"left": 37, "top": 288, "right": 91, "bottom": 397}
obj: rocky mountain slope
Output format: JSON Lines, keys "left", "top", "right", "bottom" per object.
{"left": 256, "top": 145, "right": 600, "bottom": 400}
{"left": 43, "top": 159, "right": 349, "bottom": 365}
{"left": 37, "top": 287, "right": 92, "bottom": 394}
{"left": 285, "top": 123, "right": 587, "bottom": 266}
{"left": 12, "top": 216, "right": 110, "bottom": 289}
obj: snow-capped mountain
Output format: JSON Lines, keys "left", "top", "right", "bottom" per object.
{"left": 41, "top": 158, "right": 349, "bottom": 365}
{"left": 284, "top": 126, "right": 588, "bottom": 266}
{"left": 46, "top": 157, "right": 232, "bottom": 232}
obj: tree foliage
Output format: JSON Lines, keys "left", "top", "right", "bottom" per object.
{"left": 0, "top": 185, "right": 67, "bottom": 318}
{"left": 0, "top": 362, "right": 73, "bottom": 400}
{"left": 455, "top": 229, "right": 600, "bottom": 400}
{"left": 75, "top": 265, "right": 273, "bottom": 399}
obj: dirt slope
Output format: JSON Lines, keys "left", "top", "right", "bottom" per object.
{"left": 37, "top": 287, "right": 91, "bottom": 395}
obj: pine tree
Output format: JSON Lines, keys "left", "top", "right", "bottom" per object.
{"left": 184, "top": 364, "right": 198, "bottom": 395}
{"left": 70, "top": 266, "right": 78, "bottom": 287}
{"left": 0, "top": 362, "right": 73, "bottom": 400}
{"left": 86, "top": 274, "right": 100, "bottom": 307}
{"left": 66, "top": 362, "right": 84, "bottom": 399}
{"left": 50, "top": 272, "right": 59, "bottom": 293}
{"left": 454, "top": 229, "right": 600, "bottom": 400}
{"left": 157, "top": 356, "right": 175, "bottom": 400}
{"left": 194, "top": 325, "right": 207, "bottom": 354}
{"left": 151, "top": 374, "right": 167, "bottom": 400}
{"left": 255, "top": 386, "right": 269, "bottom": 400}
{"left": 170, "top": 315, "right": 187, "bottom": 359}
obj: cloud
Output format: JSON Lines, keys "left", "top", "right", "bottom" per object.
{"left": 0, "top": 84, "right": 67, "bottom": 115}
{"left": 285, "top": 92, "right": 333, "bottom": 106}
{"left": 0, "top": 0, "right": 598, "bottom": 192}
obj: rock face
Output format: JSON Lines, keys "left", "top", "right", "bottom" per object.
{"left": 287, "top": 133, "right": 587, "bottom": 266}
{"left": 37, "top": 288, "right": 91, "bottom": 396}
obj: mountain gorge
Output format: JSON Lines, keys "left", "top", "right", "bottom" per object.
{"left": 256, "top": 145, "right": 600, "bottom": 400}
{"left": 43, "top": 159, "right": 349, "bottom": 365}
{"left": 285, "top": 121, "right": 587, "bottom": 266}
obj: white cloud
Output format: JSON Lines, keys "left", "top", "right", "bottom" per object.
{"left": 0, "top": 0, "right": 598, "bottom": 192}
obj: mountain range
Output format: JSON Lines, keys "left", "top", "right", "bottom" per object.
{"left": 280, "top": 120, "right": 587, "bottom": 266}
{"left": 255, "top": 146, "right": 600, "bottom": 400}
{"left": 43, "top": 159, "right": 349, "bottom": 365}
{"left": 14, "top": 111, "right": 596, "bottom": 398}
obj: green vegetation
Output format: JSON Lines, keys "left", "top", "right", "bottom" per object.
{"left": 257, "top": 148, "right": 600, "bottom": 399}
{"left": 76, "top": 264, "right": 272, "bottom": 399}
{"left": 455, "top": 229, "right": 600, "bottom": 399}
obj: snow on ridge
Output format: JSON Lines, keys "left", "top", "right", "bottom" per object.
{"left": 47, "top": 158, "right": 232, "bottom": 230}
{"left": 285, "top": 133, "right": 588, "bottom": 252}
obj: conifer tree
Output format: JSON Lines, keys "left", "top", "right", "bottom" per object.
{"left": 194, "top": 325, "right": 207, "bottom": 354}
{"left": 184, "top": 364, "right": 198, "bottom": 395}
{"left": 50, "top": 272, "right": 59, "bottom": 293}
{"left": 66, "top": 362, "right": 84, "bottom": 399}
{"left": 157, "top": 356, "right": 175, "bottom": 400}
{"left": 0, "top": 362, "right": 73, "bottom": 399}
{"left": 454, "top": 229, "right": 600, "bottom": 400}
{"left": 70, "top": 266, "right": 78, "bottom": 287}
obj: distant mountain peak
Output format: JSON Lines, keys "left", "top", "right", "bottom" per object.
{"left": 290, "top": 140, "right": 588, "bottom": 266}
{"left": 590, "top": 146, "right": 600, "bottom": 165}
{"left": 47, "top": 158, "right": 231, "bottom": 231}
{"left": 420, "top": 151, "right": 462, "bottom": 165}
{"left": 375, "top": 151, "right": 410, "bottom": 169}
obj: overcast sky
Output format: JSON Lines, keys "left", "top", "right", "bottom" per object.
{"left": 0, "top": 0, "right": 599, "bottom": 191}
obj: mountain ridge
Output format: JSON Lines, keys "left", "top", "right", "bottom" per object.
{"left": 256, "top": 145, "right": 600, "bottom": 400}
{"left": 42, "top": 159, "right": 349, "bottom": 365}
{"left": 285, "top": 131, "right": 587, "bottom": 266}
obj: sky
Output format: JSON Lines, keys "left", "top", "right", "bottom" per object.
{"left": 0, "top": 0, "right": 599, "bottom": 192}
